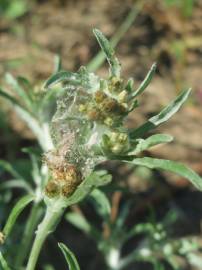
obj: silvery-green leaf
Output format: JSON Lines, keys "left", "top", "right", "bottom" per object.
{"left": 131, "top": 134, "right": 173, "bottom": 155}
{"left": 0, "top": 252, "right": 11, "bottom": 270}
{"left": 132, "top": 63, "right": 156, "bottom": 98}
{"left": 0, "top": 179, "right": 32, "bottom": 193}
{"left": 0, "top": 88, "right": 22, "bottom": 107}
{"left": 66, "top": 171, "right": 112, "bottom": 206}
{"left": 58, "top": 242, "right": 80, "bottom": 270}
{"left": 130, "top": 88, "right": 191, "bottom": 139}
{"left": 5, "top": 73, "right": 32, "bottom": 108}
{"left": 0, "top": 160, "right": 24, "bottom": 180}
{"left": 3, "top": 194, "right": 35, "bottom": 238}
{"left": 54, "top": 54, "right": 62, "bottom": 73}
{"left": 44, "top": 71, "right": 80, "bottom": 89}
{"left": 90, "top": 188, "right": 111, "bottom": 218}
{"left": 125, "top": 78, "right": 134, "bottom": 92}
{"left": 66, "top": 212, "right": 91, "bottom": 234}
{"left": 65, "top": 212, "right": 99, "bottom": 239}
{"left": 93, "top": 29, "right": 121, "bottom": 77}
{"left": 126, "top": 157, "right": 202, "bottom": 190}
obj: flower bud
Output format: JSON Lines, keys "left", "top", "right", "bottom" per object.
{"left": 61, "top": 182, "right": 78, "bottom": 197}
{"left": 45, "top": 181, "right": 60, "bottom": 198}
{"left": 104, "top": 117, "right": 114, "bottom": 127}
{"left": 102, "top": 98, "right": 118, "bottom": 113}
{"left": 87, "top": 109, "right": 101, "bottom": 121}
{"left": 94, "top": 90, "right": 107, "bottom": 103}
{"left": 118, "top": 90, "right": 128, "bottom": 103}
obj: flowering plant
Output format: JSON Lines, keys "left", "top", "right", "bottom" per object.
{"left": 0, "top": 29, "right": 201, "bottom": 270}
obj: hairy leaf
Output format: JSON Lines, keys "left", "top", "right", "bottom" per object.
{"left": 58, "top": 242, "right": 80, "bottom": 270}
{"left": 93, "top": 29, "right": 121, "bottom": 77}
{"left": 130, "top": 88, "right": 191, "bottom": 139}
{"left": 66, "top": 171, "right": 112, "bottom": 206}
{"left": 132, "top": 63, "right": 157, "bottom": 98}
{"left": 3, "top": 194, "right": 35, "bottom": 238}
{"left": 126, "top": 157, "right": 202, "bottom": 190}
{"left": 44, "top": 71, "right": 80, "bottom": 89}
{"left": 90, "top": 188, "right": 111, "bottom": 218}
{"left": 0, "top": 252, "right": 11, "bottom": 270}
{"left": 5, "top": 73, "right": 32, "bottom": 108}
{"left": 131, "top": 134, "right": 173, "bottom": 155}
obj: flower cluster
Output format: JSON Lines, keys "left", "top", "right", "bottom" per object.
{"left": 42, "top": 29, "right": 193, "bottom": 199}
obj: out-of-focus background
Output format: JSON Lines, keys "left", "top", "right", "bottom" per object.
{"left": 1, "top": 0, "right": 202, "bottom": 269}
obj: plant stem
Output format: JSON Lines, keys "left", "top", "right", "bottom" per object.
{"left": 87, "top": 0, "right": 145, "bottom": 72}
{"left": 26, "top": 201, "right": 66, "bottom": 270}
{"left": 15, "top": 203, "right": 43, "bottom": 267}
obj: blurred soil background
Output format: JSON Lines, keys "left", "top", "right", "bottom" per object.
{"left": 1, "top": 0, "right": 202, "bottom": 269}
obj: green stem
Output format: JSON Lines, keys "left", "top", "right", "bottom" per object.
{"left": 15, "top": 203, "right": 43, "bottom": 267}
{"left": 87, "top": 0, "right": 145, "bottom": 72}
{"left": 26, "top": 201, "right": 66, "bottom": 270}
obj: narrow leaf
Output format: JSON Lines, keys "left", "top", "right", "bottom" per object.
{"left": 0, "top": 160, "right": 24, "bottom": 180}
{"left": 66, "top": 212, "right": 100, "bottom": 239}
{"left": 132, "top": 63, "right": 157, "bottom": 98}
{"left": 66, "top": 212, "right": 91, "bottom": 234}
{"left": 0, "top": 252, "right": 11, "bottom": 270}
{"left": 66, "top": 171, "right": 112, "bottom": 206}
{"left": 3, "top": 194, "right": 34, "bottom": 238}
{"left": 93, "top": 29, "right": 121, "bottom": 77}
{"left": 54, "top": 54, "right": 62, "bottom": 73}
{"left": 5, "top": 73, "right": 32, "bottom": 108}
{"left": 131, "top": 134, "right": 173, "bottom": 155}
{"left": 90, "top": 188, "right": 111, "bottom": 218}
{"left": 130, "top": 88, "right": 191, "bottom": 139}
{"left": 58, "top": 242, "right": 80, "bottom": 270}
{"left": 0, "top": 179, "right": 32, "bottom": 192}
{"left": 0, "top": 88, "right": 22, "bottom": 107}
{"left": 44, "top": 71, "right": 80, "bottom": 89}
{"left": 126, "top": 157, "right": 202, "bottom": 190}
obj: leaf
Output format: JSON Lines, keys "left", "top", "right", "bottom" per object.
{"left": 13, "top": 106, "right": 47, "bottom": 151}
{"left": 0, "top": 179, "right": 32, "bottom": 193}
{"left": 126, "top": 157, "right": 202, "bottom": 190}
{"left": 0, "top": 88, "right": 46, "bottom": 150}
{"left": 129, "top": 88, "right": 191, "bottom": 139}
{"left": 22, "top": 147, "right": 41, "bottom": 185}
{"left": 54, "top": 54, "right": 62, "bottom": 73}
{"left": 90, "top": 189, "right": 111, "bottom": 218}
{"left": 3, "top": 194, "right": 35, "bottom": 238}
{"left": 5, "top": 73, "right": 32, "bottom": 108}
{"left": 0, "top": 252, "right": 11, "bottom": 270}
{"left": 44, "top": 71, "right": 80, "bottom": 89}
{"left": 0, "top": 160, "right": 24, "bottom": 180}
{"left": 66, "top": 212, "right": 100, "bottom": 240}
{"left": 131, "top": 134, "right": 173, "bottom": 155}
{"left": 0, "top": 88, "right": 22, "bottom": 107}
{"left": 40, "top": 87, "right": 64, "bottom": 122}
{"left": 93, "top": 28, "right": 121, "bottom": 77}
{"left": 58, "top": 242, "right": 80, "bottom": 270}
{"left": 66, "top": 212, "right": 91, "bottom": 234}
{"left": 132, "top": 63, "right": 157, "bottom": 98}
{"left": 65, "top": 171, "right": 112, "bottom": 206}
